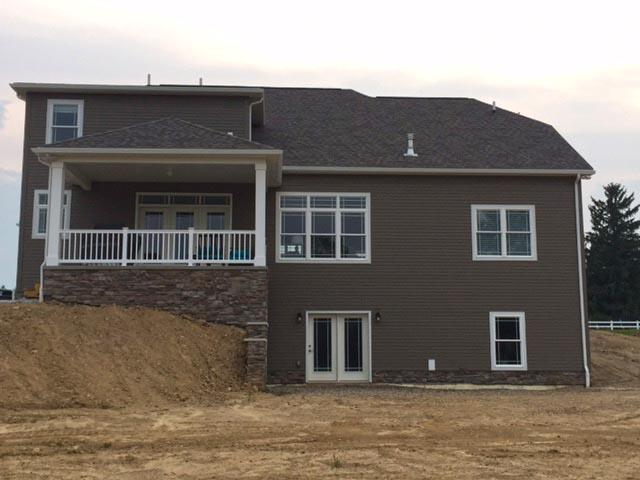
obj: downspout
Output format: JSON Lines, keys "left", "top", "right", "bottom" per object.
{"left": 575, "top": 174, "right": 591, "bottom": 387}
{"left": 248, "top": 97, "right": 264, "bottom": 141}
{"left": 39, "top": 159, "right": 52, "bottom": 304}
{"left": 38, "top": 261, "right": 45, "bottom": 303}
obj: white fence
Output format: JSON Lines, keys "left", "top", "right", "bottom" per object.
{"left": 59, "top": 229, "right": 256, "bottom": 265}
{"left": 589, "top": 320, "right": 640, "bottom": 331}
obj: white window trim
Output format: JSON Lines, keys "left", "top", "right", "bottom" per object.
{"left": 471, "top": 204, "right": 537, "bottom": 261}
{"left": 45, "top": 99, "right": 84, "bottom": 144}
{"left": 275, "top": 192, "right": 371, "bottom": 264}
{"left": 32, "top": 189, "right": 72, "bottom": 239}
{"left": 489, "top": 311, "right": 528, "bottom": 371}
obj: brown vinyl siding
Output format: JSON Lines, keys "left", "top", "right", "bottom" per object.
{"left": 267, "top": 174, "right": 584, "bottom": 374}
{"left": 16, "top": 92, "right": 251, "bottom": 292}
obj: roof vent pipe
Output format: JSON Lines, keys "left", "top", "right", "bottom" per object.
{"left": 404, "top": 133, "right": 418, "bottom": 157}
{"left": 147, "top": 73, "right": 151, "bottom": 86}
{"left": 492, "top": 100, "right": 496, "bottom": 112}
{"left": 199, "top": 77, "right": 203, "bottom": 86}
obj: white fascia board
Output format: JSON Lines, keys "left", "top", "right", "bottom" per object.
{"left": 282, "top": 165, "right": 596, "bottom": 177}
{"left": 11, "top": 83, "right": 264, "bottom": 99}
{"left": 32, "top": 147, "right": 282, "bottom": 156}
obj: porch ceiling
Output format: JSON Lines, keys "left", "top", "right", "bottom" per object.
{"left": 33, "top": 151, "right": 282, "bottom": 189}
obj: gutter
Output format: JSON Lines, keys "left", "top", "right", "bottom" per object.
{"left": 283, "top": 165, "right": 596, "bottom": 177}
{"left": 574, "top": 174, "right": 591, "bottom": 388}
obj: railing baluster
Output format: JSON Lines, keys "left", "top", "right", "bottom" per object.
{"left": 56, "top": 229, "right": 257, "bottom": 266}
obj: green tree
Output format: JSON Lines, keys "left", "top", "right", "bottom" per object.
{"left": 586, "top": 183, "right": 640, "bottom": 321}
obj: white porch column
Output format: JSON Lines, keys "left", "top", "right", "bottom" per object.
{"left": 45, "top": 160, "right": 66, "bottom": 266}
{"left": 254, "top": 160, "right": 267, "bottom": 267}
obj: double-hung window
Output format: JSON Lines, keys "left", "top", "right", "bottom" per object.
{"left": 277, "top": 193, "right": 370, "bottom": 262}
{"left": 32, "top": 189, "right": 72, "bottom": 239}
{"left": 471, "top": 205, "right": 537, "bottom": 260}
{"left": 489, "top": 312, "right": 527, "bottom": 370}
{"left": 46, "top": 99, "right": 84, "bottom": 144}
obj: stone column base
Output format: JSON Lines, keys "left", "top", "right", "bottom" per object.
{"left": 245, "top": 322, "right": 268, "bottom": 388}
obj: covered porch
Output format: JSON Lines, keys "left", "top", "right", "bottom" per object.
{"left": 33, "top": 118, "right": 282, "bottom": 268}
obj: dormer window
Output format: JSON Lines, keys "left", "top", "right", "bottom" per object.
{"left": 46, "top": 99, "right": 84, "bottom": 143}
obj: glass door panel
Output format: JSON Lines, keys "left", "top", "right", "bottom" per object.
{"left": 174, "top": 211, "right": 195, "bottom": 260}
{"left": 143, "top": 211, "right": 164, "bottom": 229}
{"left": 344, "top": 318, "right": 363, "bottom": 372}
{"left": 140, "top": 211, "right": 164, "bottom": 260}
{"left": 306, "top": 316, "right": 338, "bottom": 381}
{"left": 175, "top": 211, "right": 195, "bottom": 229}
{"left": 314, "top": 318, "right": 333, "bottom": 372}
{"left": 337, "top": 316, "right": 369, "bottom": 381}
{"left": 206, "top": 212, "right": 226, "bottom": 230}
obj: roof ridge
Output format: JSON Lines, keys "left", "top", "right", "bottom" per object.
{"left": 48, "top": 117, "right": 175, "bottom": 146}
{"left": 48, "top": 117, "right": 276, "bottom": 150}
{"left": 173, "top": 119, "right": 275, "bottom": 149}
{"left": 375, "top": 96, "right": 472, "bottom": 100}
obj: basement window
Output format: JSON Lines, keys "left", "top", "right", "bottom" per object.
{"left": 489, "top": 312, "right": 528, "bottom": 371}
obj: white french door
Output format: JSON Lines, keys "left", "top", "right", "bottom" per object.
{"left": 306, "top": 313, "right": 370, "bottom": 382}
{"left": 137, "top": 207, "right": 230, "bottom": 230}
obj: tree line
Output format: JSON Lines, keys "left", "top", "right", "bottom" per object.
{"left": 586, "top": 183, "right": 640, "bottom": 322}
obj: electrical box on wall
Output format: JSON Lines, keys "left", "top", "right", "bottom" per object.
{"left": 428, "top": 359, "right": 436, "bottom": 371}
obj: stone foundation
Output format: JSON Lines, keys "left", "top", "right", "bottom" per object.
{"left": 373, "top": 369, "right": 586, "bottom": 385}
{"left": 268, "top": 369, "right": 586, "bottom": 386}
{"left": 43, "top": 266, "right": 268, "bottom": 387}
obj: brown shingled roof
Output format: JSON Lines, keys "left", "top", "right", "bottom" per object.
{"left": 45, "top": 117, "right": 275, "bottom": 150}
{"left": 253, "top": 88, "right": 592, "bottom": 171}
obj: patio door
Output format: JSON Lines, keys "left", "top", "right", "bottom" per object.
{"left": 306, "top": 313, "right": 370, "bottom": 382}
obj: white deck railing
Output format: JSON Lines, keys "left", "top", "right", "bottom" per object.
{"left": 59, "top": 229, "right": 256, "bottom": 265}
{"left": 589, "top": 320, "right": 640, "bottom": 331}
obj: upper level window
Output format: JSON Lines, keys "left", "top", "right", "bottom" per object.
{"left": 489, "top": 312, "right": 527, "bottom": 370}
{"left": 471, "top": 205, "right": 537, "bottom": 260}
{"left": 46, "top": 99, "right": 84, "bottom": 144}
{"left": 277, "top": 193, "right": 370, "bottom": 263}
{"left": 32, "top": 189, "right": 71, "bottom": 239}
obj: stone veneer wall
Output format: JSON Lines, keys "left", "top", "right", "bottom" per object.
{"left": 267, "top": 370, "right": 585, "bottom": 386}
{"left": 43, "top": 266, "right": 268, "bottom": 387}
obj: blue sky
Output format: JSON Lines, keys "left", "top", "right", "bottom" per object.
{"left": 1, "top": 0, "right": 639, "bottom": 289}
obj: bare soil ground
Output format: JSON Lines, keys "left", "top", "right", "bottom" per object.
{"left": 590, "top": 329, "right": 640, "bottom": 387}
{"left": 2, "top": 388, "right": 640, "bottom": 479}
{"left": 0, "top": 304, "right": 246, "bottom": 408}
{"left": 1, "top": 305, "right": 640, "bottom": 479}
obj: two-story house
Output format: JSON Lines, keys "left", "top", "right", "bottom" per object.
{"left": 11, "top": 82, "right": 594, "bottom": 387}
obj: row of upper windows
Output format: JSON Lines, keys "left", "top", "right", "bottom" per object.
{"left": 32, "top": 190, "right": 538, "bottom": 264}
{"left": 276, "top": 193, "right": 537, "bottom": 263}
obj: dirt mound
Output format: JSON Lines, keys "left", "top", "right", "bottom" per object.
{"left": 0, "top": 303, "right": 246, "bottom": 408}
{"left": 590, "top": 330, "right": 640, "bottom": 387}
